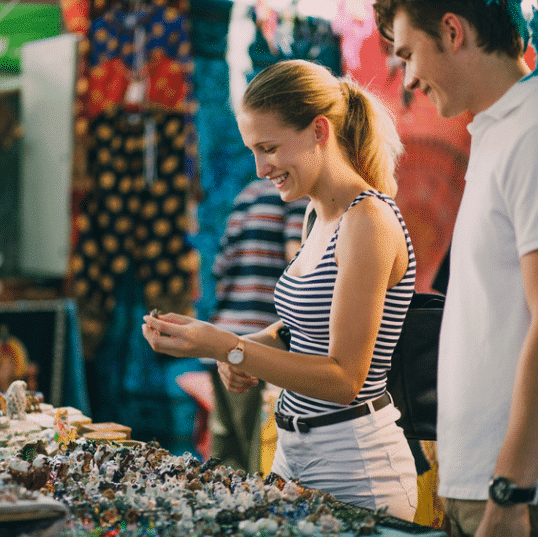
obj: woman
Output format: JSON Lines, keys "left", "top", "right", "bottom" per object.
{"left": 143, "top": 59, "right": 417, "bottom": 520}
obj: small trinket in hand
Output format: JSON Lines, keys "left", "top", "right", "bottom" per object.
{"left": 149, "top": 309, "right": 170, "bottom": 336}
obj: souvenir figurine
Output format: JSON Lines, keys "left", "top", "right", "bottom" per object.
{"left": 6, "top": 380, "right": 27, "bottom": 421}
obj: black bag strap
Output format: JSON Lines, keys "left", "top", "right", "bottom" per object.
{"left": 306, "top": 208, "right": 316, "bottom": 237}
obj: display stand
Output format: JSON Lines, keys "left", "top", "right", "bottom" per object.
{"left": 0, "top": 298, "right": 91, "bottom": 415}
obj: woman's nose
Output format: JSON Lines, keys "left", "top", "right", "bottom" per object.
{"left": 255, "top": 155, "right": 272, "bottom": 179}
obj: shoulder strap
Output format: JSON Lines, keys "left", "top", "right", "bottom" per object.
{"left": 306, "top": 208, "right": 316, "bottom": 238}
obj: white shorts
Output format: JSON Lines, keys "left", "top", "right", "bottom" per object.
{"left": 271, "top": 402, "right": 417, "bottom": 522}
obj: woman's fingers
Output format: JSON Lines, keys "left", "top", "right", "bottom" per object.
{"left": 143, "top": 314, "right": 189, "bottom": 335}
{"left": 142, "top": 322, "right": 173, "bottom": 354}
{"left": 217, "top": 362, "right": 258, "bottom": 393}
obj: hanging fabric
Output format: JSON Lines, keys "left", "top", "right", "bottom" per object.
{"left": 70, "top": 106, "right": 199, "bottom": 360}
{"left": 69, "top": 0, "right": 200, "bottom": 360}
{"left": 248, "top": 0, "right": 342, "bottom": 77}
{"left": 88, "top": 0, "right": 186, "bottom": 22}
{"left": 331, "top": 0, "right": 376, "bottom": 71}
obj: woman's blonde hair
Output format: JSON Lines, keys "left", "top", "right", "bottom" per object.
{"left": 242, "top": 60, "right": 402, "bottom": 198}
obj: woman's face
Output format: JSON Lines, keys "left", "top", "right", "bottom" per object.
{"left": 236, "top": 107, "right": 321, "bottom": 201}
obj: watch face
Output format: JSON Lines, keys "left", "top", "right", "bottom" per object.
{"left": 490, "top": 477, "right": 513, "bottom": 505}
{"left": 228, "top": 349, "right": 244, "bottom": 365}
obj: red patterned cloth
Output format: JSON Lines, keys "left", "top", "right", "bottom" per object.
{"left": 60, "top": 0, "right": 90, "bottom": 34}
{"left": 79, "top": 58, "right": 130, "bottom": 119}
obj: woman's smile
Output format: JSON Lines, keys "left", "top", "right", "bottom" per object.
{"left": 270, "top": 172, "right": 289, "bottom": 188}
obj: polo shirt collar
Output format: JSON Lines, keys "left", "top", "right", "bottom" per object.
{"left": 468, "top": 75, "right": 538, "bottom": 135}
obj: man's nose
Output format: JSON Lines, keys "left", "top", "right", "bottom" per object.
{"left": 403, "top": 66, "right": 419, "bottom": 92}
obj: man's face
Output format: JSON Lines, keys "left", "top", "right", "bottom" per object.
{"left": 392, "top": 8, "right": 467, "bottom": 118}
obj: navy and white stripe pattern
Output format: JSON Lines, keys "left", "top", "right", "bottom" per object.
{"left": 211, "top": 179, "right": 307, "bottom": 335}
{"left": 274, "top": 190, "right": 416, "bottom": 416}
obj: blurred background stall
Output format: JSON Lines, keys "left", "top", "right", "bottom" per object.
{"left": 0, "top": 0, "right": 535, "bottom": 529}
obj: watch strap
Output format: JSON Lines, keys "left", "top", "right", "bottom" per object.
{"left": 490, "top": 476, "right": 537, "bottom": 505}
{"left": 511, "top": 486, "right": 537, "bottom": 504}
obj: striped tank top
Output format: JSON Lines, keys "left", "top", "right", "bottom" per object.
{"left": 274, "top": 190, "right": 416, "bottom": 416}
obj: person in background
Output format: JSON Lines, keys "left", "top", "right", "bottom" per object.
{"left": 143, "top": 59, "right": 418, "bottom": 520}
{"left": 373, "top": 1, "right": 538, "bottom": 535}
{"left": 208, "top": 178, "right": 307, "bottom": 474}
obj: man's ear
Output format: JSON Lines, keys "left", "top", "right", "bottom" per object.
{"left": 441, "top": 13, "right": 466, "bottom": 52}
{"left": 313, "top": 115, "right": 330, "bottom": 144}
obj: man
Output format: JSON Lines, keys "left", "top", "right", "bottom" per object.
{"left": 373, "top": 1, "right": 538, "bottom": 535}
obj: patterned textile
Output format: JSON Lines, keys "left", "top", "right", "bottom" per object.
{"left": 80, "top": 57, "right": 131, "bottom": 119}
{"left": 88, "top": 0, "right": 187, "bottom": 26}
{"left": 210, "top": 179, "right": 308, "bottom": 334}
{"left": 60, "top": 0, "right": 90, "bottom": 34}
{"left": 68, "top": 0, "right": 200, "bottom": 359}
{"left": 60, "top": 0, "right": 202, "bottom": 452}
{"left": 249, "top": 6, "right": 342, "bottom": 76}
{"left": 88, "top": 3, "right": 191, "bottom": 69}
{"left": 70, "top": 107, "right": 199, "bottom": 359}
{"left": 80, "top": 52, "right": 196, "bottom": 121}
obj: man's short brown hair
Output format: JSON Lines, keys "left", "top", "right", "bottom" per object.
{"left": 373, "top": 0, "right": 523, "bottom": 59}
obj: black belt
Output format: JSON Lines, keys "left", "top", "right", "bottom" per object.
{"left": 274, "top": 392, "right": 392, "bottom": 433}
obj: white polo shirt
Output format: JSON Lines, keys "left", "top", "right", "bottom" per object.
{"left": 437, "top": 75, "right": 538, "bottom": 500}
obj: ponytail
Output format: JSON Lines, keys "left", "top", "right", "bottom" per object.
{"left": 339, "top": 79, "right": 402, "bottom": 198}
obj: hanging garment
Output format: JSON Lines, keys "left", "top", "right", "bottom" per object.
{"left": 70, "top": 106, "right": 199, "bottom": 360}
{"left": 248, "top": 6, "right": 342, "bottom": 77}
{"left": 330, "top": 0, "right": 376, "bottom": 72}
{"left": 190, "top": 0, "right": 233, "bottom": 59}
{"left": 88, "top": 3, "right": 192, "bottom": 69}
{"left": 88, "top": 0, "right": 189, "bottom": 32}
{"left": 77, "top": 1, "right": 198, "bottom": 179}
{"left": 60, "top": 0, "right": 90, "bottom": 34}
{"left": 189, "top": 0, "right": 255, "bottom": 321}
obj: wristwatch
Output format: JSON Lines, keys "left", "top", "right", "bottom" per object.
{"left": 227, "top": 338, "right": 245, "bottom": 365}
{"left": 488, "top": 476, "right": 537, "bottom": 506}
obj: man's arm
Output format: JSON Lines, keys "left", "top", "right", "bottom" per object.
{"left": 476, "top": 248, "right": 538, "bottom": 536}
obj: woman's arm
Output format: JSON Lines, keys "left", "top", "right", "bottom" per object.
{"left": 143, "top": 198, "right": 406, "bottom": 404}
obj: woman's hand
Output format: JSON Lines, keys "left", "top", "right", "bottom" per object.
{"left": 142, "top": 312, "right": 234, "bottom": 360}
{"left": 217, "top": 361, "right": 259, "bottom": 393}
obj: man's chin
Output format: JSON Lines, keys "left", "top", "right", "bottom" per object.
{"left": 436, "top": 100, "right": 466, "bottom": 119}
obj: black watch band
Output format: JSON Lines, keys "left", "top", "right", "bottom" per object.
{"left": 489, "top": 476, "right": 537, "bottom": 506}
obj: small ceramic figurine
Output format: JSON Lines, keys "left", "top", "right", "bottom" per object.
{"left": 54, "top": 408, "right": 77, "bottom": 449}
{"left": 0, "top": 393, "right": 6, "bottom": 416}
{"left": 25, "top": 393, "right": 42, "bottom": 414}
{"left": 6, "top": 380, "right": 28, "bottom": 421}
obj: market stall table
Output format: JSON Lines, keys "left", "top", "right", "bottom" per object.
{"left": 0, "top": 388, "right": 447, "bottom": 537}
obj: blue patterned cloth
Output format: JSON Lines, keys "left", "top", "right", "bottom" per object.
{"left": 88, "top": 4, "right": 192, "bottom": 68}
{"left": 92, "top": 266, "right": 204, "bottom": 456}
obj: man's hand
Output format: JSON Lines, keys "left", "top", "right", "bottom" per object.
{"left": 475, "top": 501, "right": 530, "bottom": 537}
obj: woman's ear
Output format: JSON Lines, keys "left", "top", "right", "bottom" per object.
{"left": 313, "top": 115, "right": 330, "bottom": 144}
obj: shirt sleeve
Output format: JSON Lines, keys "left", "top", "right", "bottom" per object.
{"left": 501, "top": 124, "right": 538, "bottom": 258}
